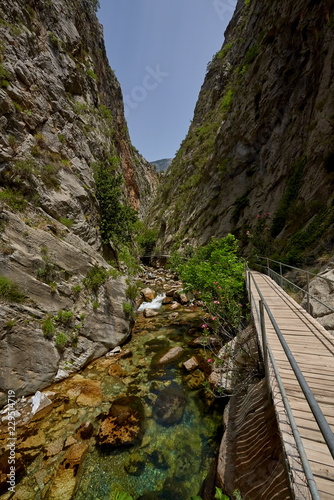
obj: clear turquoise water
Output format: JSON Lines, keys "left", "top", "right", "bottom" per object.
{"left": 74, "top": 311, "right": 226, "bottom": 500}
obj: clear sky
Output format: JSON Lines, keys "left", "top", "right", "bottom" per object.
{"left": 97, "top": 0, "right": 237, "bottom": 162}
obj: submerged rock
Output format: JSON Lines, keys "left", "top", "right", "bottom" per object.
{"left": 156, "top": 346, "right": 184, "bottom": 365}
{"left": 147, "top": 449, "right": 168, "bottom": 470}
{"left": 95, "top": 396, "right": 144, "bottom": 449}
{"left": 141, "top": 288, "right": 156, "bottom": 301}
{"left": 184, "top": 369, "right": 205, "bottom": 390}
{"left": 153, "top": 385, "right": 186, "bottom": 426}
{"left": 162, "top": 296, "right": 174, "bottom": 305}
{"left": 74, "top": 379, "right": 103, "bottom": 408}
{"left": 47, "top": 443, "right": 88, "bottom": 500}
{"left": 143, "top": 308, "right": 159, "bottom": 318}
{"left": 124, "top": 453, "right": 146, "bottom": 476}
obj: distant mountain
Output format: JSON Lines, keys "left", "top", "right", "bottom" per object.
{"left": 151, "top": 158, "right": 173, "bottom": 172}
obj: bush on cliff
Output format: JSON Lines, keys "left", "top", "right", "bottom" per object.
{"left": 169, "top": 234, "right": 245, "bottom": 327}
{"left": 93, "top": 158, "right": 137, "bottom": 246}
{"left": 0, "top": 276, "right": 25, "bottom": 302}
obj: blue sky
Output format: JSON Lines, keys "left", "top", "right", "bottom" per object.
{"left": 97, "top": 0, "right": 237, "bottom": 162}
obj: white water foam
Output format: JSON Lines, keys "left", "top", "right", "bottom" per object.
{"left": 137, "top": 293, "right": 166, "bottom": 311}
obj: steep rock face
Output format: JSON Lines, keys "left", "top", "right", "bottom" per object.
{"left": 153, "top": 0, "right": 334, "bottom": 263}
{"left": 0, "top": 0, "right": 157, "bottom": 406}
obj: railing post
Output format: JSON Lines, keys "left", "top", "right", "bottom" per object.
{"left": 266, "top": 257, "right": 269, "bottom": 276}
{"left": 279, "top": 262, "right": 283, "bottom": 288}
{"left": 306, "top": 272, "right": 311, "bottom": 315}
{"left": 259, "top": 299, "right": 270, "bottom": 393}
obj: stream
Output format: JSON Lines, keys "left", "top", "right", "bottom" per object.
{"left": 0, "top": 268, "right": 227, "bottom": 499}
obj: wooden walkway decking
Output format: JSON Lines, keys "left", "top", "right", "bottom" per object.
{"left": 248, "top": 271, "right": 334, "bottom": 500}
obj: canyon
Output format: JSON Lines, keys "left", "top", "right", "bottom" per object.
{"left": 0, "top": 0, "right": 333, "bottom": 498}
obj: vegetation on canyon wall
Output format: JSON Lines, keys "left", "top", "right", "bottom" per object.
{"left": 168, "top": 234, "right": 246, "bottom": 328}
{"left": 150, "top": 0, "right": 334, "bottom": 269}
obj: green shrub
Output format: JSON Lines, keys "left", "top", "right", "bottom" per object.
{"left": 135, "top": 223, "right": 159, "bottom": 254}
{"left": 119, "top": 246, "right": 141, "bottom": 275}
{"left": 55, "top": 332, "right": 68, "bottom": 348}
{"left": 48, "top": 32, "right": 62, "bottom": 50}
{"left": 72, "top": 284, "right": 82, "bottom": 294}
{"left": 214, "top": 487, "right": 230, "bottom": 500}
{"left": 125, "top": 283, "right": 138, "bottom": 301}
{"left": 221, "top": 89, "right": 234, "bottom": 112}
{"left": 49, "top": 281, "right": 58, "bottom": 292}
{"left": 122, "top": 302, "right": 134, "bottom": 318}
{"left": 171, "top": 235, "right": 245, "bottom": 327}
{"left": 0, "top": 63, "right": 11, "bottom": 86}
{"left": 98, "top": 105, "right": 112, "bottom": 121}
{"left": 0, "top": 276, "right": 25, "bottom": 302}
{"left": 245, "top": 43, "right": 260, "bottom": 65}
{"left": 113, "top": 491, "right": 134, "bottom": 500}
{"left": 56, "top": 309, "right": 74, "bottom": 325}
{"left": 93, "top": 159, "right": 137, "bottom": 245}
{"left": 0, "top": 189, "right": 27, "bottom": 211}
{"left": 40, "top": 164, "right": 60, "bottom": 190}
{"left": 59, "top": 217, "right": 74, "bottom": 228}
{"left": 87, "top": 68, "right": 97, "bottom": 80}
{"left": 83, "top": 265, "right": 108, "bottom": 292}
{"left": 42, "top": 316, "right": 55, "bottom": 338}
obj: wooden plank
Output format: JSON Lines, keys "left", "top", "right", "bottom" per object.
{"left": 249, "top": 270, "right": 334, "bottom": 498}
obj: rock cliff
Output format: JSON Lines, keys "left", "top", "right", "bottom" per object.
{"left": 153, "top": 0, "right": 334, "bottom": 264}
{"left": 0, "top": 0, "right": 158, "bottom": 406}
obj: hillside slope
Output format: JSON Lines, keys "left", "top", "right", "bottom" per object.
{"left": 153, "top": 0, "right": 334, "bottom": 264}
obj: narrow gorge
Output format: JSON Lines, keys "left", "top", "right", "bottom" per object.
{"left": 0, "top": 0, "right": 333, "bottom": 499}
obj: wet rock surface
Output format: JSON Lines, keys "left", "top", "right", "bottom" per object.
{"left": 96, "top": 396, "right": 144, "bottom": 450}
{"left": 153, "top": 385, "right": 187, "bottom": 426}
{"left": 0, "top": 265, "right": 225, "bottom": 498}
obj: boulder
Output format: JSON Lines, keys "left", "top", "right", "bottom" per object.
{"left": 157, "top": 346, "right": 184, "bottom": 365}
{"left": 166, "top": 288, "right": 179, "bottom": 297}
{"left": 183, "top": 356, "right": 199, "bottom": 371}
{"left": 141, "top": 288, "right": 156, "bottom": 301}
{"left": 143, "top": 308, "right": 159, "bottom": 318}
{"left": 74, "top": 421, "right": 94, "bottom": 440}
{"left": 153, "top": 385, "right": 186, "bottom": 426}
{"left": 173, "top": 291, "right": 189, "bottom": 304}
{"left": 95, "top": 396, "right": 144, "bottom": 450}
{"left": 162, "top": 296, "right": 173, "bottom": 305}
{"left": 168, "top": 312, "right": 179, "bottom": 320}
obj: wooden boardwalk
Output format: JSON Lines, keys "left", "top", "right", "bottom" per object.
{"left": 248, "top": 271, "right": 334, "bottom": 500}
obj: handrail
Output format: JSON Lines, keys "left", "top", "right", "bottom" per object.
{"left": 247, "top": 269, "right": 334, "bottom": 500}
{"left": 256, "top": 256, "right": 334, "bottom": 284}
{"left": 255, "top": 256, "right": 334, "bottom": 317}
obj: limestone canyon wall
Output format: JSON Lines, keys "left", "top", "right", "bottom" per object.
{"left": 0, "top": 0, "right": 157, "bottom": 406}
{"left": 152, "top": 0, "right": 334, "bottom": 264}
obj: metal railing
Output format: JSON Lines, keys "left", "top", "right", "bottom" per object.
{"left": 246, "top": 268, "right": 334, "bottom": 500}
{"left": 256, "top": 256, "right": 334, "bottom": 317}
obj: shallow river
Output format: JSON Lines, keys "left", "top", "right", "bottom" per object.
{"left": 0, "top": 289, "right": 226, "bottom": 499}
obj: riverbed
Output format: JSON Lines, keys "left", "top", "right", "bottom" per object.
{"left": 0, "top": 269, "right": 227, "bottom": 499}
